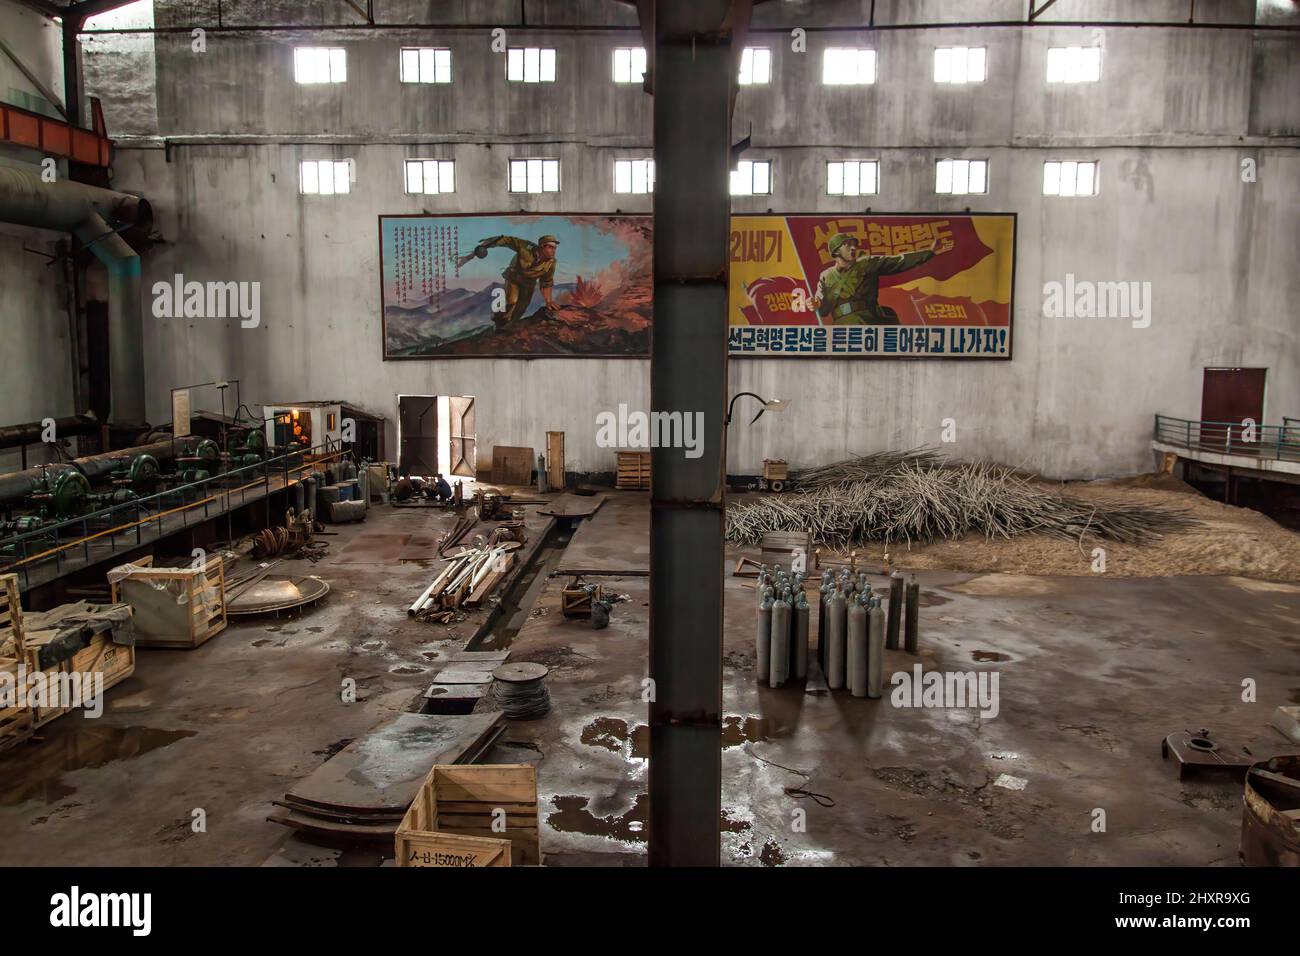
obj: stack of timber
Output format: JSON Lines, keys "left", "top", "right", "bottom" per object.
{"left": 268, "top": 712, "right": 505, "bottom": 842}
{"left": 409, "top": 545, "right": 516, "bottom": 619}
{"left": 395, "top": 764, "right": 540, "bottom": 866}
{"left": 616, "top": 450, "right": 651, "bottom": 490}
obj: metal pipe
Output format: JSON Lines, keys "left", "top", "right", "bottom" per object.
{"left": 794, "top": 590, "right": 809, "bottom": 681}
{"left": 827, "top": 588, "right": 847, "bottom": 690}
{"left": 0, "top": 166, "right": 152, "bottom": 425}
{"left": 904, "top": 577, "right": 920, "bottom": 654}
{"left": 886, "top": 570, "right": 905, "bottom": 650}
{"left": 0, "top": 435, "right": 194, "bottom": 505}
{"left": 770, "top": 592, "right": 790, "bottom": 688}
{"left": 868, "top": 597, "right": 885, "bottom": 699}
{"left": 848, "top": 593, "right": 868, "bottom": 698}
{"left": 0, "top": 413, "right": 100, "bottom": 450}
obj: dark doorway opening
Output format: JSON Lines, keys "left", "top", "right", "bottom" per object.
{"left": 1200, "top": 367, "right": 1267, "bottom": 449}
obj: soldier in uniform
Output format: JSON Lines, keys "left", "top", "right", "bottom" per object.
{"left": 813, "top": 232, "right": 945, "bottom": 325}
{"left": 458, "top": 234, "right": 560, "bottom": 327}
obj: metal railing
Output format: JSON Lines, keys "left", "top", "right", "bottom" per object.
{"left": 0, "top": 439, "right": 349, "bottom": 591}
{"left": 1153, "top": 415, "right": 1300, "bottom": 462}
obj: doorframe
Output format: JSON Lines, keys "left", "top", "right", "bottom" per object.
{"left": 396, "top": 393, "right": 439, "bottom": 477}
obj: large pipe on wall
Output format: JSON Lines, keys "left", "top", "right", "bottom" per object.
{"left": 0, "top": 435, "right": 194, "bottom": 506}
{"left": 0, "top": 166, "right": 152, "bottom": 426}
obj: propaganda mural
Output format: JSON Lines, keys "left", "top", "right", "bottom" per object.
{"left": 379, "top": 212, "right": 1015, "bottom": 359}
{"left": 727, "top": 213, "right": 1016, "bottom": 358}
{"left": 380, "top": 213, "right": 651, "bottom": 358}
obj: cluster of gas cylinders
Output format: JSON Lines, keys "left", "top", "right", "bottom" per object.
{"left": 756, "top": 565, "right": 920, "bottom": 699}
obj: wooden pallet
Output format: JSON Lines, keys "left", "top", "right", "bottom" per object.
{"left": 616, "top": 450, "right": 650, "bottom": 490}
{"left": 395, "top": 764, "right": 539, "bottom": 866}
{"left": 0, "top": 654, "right": 33, "bottom": 755}
{"left": 0, "top": 574, "right": 23, "bottom": 660}
{"left": 110, "top": 557, "right": 227, "bottom": 649}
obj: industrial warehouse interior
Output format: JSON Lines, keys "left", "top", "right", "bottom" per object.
{"left": 1, "top": 0, "right": 1299, "bottom": 917}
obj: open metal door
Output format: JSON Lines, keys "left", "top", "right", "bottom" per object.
{"left": 398, "top": 395, "right": 437, "bottom": 477}
{"left": 449, "top": 396, "right": 476, "bottom": 478}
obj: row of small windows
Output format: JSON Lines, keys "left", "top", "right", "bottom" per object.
{"left": 293, "top": 44, "right": 1103, "bottom": 87}
{"left": 299, "top": 157, "right": 1100, "bottom": 198}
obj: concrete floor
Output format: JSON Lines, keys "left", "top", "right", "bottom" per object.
{"left": 1, "top": 491, "right": 1297, "bottom": 866}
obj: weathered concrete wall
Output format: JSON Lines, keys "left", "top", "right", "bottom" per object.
{"left": 66, "top": 0, "right": 1300, "bottom": 477}
{"left": 0, "top": 1, "right": 76, "bottom": 473}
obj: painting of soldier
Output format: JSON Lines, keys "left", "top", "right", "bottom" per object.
{"left": 381, "top": 214, "right": 651, "bottom": 358}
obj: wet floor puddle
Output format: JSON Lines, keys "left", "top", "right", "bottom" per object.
{"left": 546, "top": 792, "right": 750, "bottom": 843}
{"left": 0, "top": 725, "right": 196, "bottom": 807}
{"left": 580, "top": 714, "right": 779, "bottom": 760}
{"left": 971, "top": 650, "right": 1013, "bottom": 663}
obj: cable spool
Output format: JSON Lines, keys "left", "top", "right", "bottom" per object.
{"left": 492, "top": 662, "right": 552, "bottom": 719}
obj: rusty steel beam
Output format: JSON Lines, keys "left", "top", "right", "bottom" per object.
{"left": 647, "top": 0, "right": 740, "bottom": 867}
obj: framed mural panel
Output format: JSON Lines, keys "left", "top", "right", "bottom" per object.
{"left": 727, "top": 213, "right": 1016, "bottom": 359}
{"left": 379, "top": 213, "right": 651, "bottom": 358}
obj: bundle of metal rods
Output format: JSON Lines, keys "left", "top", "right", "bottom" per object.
{"left": 728, "top": 452, "right": 1198, "bottom": 549}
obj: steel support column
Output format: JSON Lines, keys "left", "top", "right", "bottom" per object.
{"left": 647, "top": 0, "right": 740, "bottom": 867}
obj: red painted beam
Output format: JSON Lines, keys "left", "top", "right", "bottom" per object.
{"left": 0, "top": 101, "right": 113, "bottom": 167}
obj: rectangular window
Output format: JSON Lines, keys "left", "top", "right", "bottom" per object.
{"left": 509, "top": 158, "right": 560, "bottom": 193}
{"left": 613, "top": 47, "right": 647, "bottom": 84}
{"left": 1042, "top": 160, "right": 1098, "bottom": 197}
{"left": 400, "top": 47, "right": 452, "bottom": 84}
{"left": 294, "top": 47, "right": 346, "bottom": 84}
{"left": 300, "top": 159, "right": 352, "bottom": 195}
{"left": 826, "top": 160, "right": 879, "bottom": 196}
{"left": 822, "top": 47, "right": 875, "bottom": 85}
{"left": 506, "top": 47, "right": 556, "bottom": 83}
{"left": 739, "top": 47, "right": 771, "bottom": 85}
{"left": 404, "top": 159, "right": 456, "bottom": 195}
{"left": 614, "top": 159, "right": 655, "bottom": 194}
{"left": 730, "top": 159, "right": 771, "bottom": 196}
{"left": 934, "top": 46, "right": 986, "bottom": 84}
{"left": 1046, "top": 46, "right": 1101, "bottom": 83}
{"left": 935, "top": 158, "right": 987, "bottom": 195}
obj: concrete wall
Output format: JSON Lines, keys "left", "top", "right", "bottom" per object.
{"left": 0, "top": 1, "right": 76, "bottom": 473}
{"left": 66, "top": 0, "right": 1300, "bottom": 477}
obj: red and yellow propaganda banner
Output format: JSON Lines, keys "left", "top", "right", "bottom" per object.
{"left": 727, "top": 213, "right": 1016, "bottom": 358}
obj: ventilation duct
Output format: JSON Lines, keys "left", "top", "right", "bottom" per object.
{"left": 0, "top": 166, "right": 152, "bottom": 425}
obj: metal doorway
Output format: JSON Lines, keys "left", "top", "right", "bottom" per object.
{"left": 398, "top": 395, "right": 437, "bottom": 477}
{"left": 449, "top": 396, "right": 476, "bottom": 478}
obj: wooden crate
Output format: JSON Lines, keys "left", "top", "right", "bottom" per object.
{"left": 110, "top": 558, "right": 227, "bottom": 649}
{"left": 395, "top": 764, "right": 539, "bottom": 866}
{"left": 29, "top": 631, "right": 136, "bottom": 728}
{"left": 616, "top": 451, "right": 651, "bottom": 490}
{"left": 0, "top": 574, "right": 23, "bottom": 660}
{"left": 396, "top": 830, "right": 513, "bottom": 868}
{"left": 0, "top": 654, "right": 34, "bottom": 755}
{"left": 762, "top": 459, "right": 789, "bottom": 481}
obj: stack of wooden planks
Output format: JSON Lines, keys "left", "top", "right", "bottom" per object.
{"left": 267, "top": 712, "right": 504, "bottom": 842}
{"left": 409, "top": 545, "right": 515, "bottom": 618}
{"left": 616, "top": 450, "right": 651, "bottom": 490}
